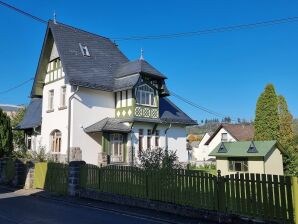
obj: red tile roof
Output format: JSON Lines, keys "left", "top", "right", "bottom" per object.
{"left": 205, "top": 124, "right": 254, "bottom": 145}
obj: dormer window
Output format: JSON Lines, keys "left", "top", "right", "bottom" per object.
{"left": 136, "top": 84, "right": 156, "bottom": 107}
{"left": 79, "top": 43, "right": 90, "bottom": 57}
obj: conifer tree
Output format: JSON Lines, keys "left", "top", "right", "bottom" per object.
{"left": 277, "top": 95, "right": 294, "bottom": 148}
{"left": 254, "top": 84, "right": 279, "bottom": 141}
{"left": 0, "top": 109, "right": 13, "bottom": 157}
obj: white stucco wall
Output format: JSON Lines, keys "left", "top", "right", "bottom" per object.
{"left": 41, "top": 78, "right": 71, "bottom": 157}
{"left": 207, "top": 128, "right": 236, "bottom": 151}
{"left": 128, "top": 123, "right": 188, "bottom": 163}
{"left": 216, "top": 157, "right": 265, "bottom": 176}
{"left": 192, "top": 133, "right": 211, "bottom": 161}
{"left": 71, "top": 87, "right": 115, "bottom": 165}
{"left": 264, "top": 148, "right": 284, "bottom": 175}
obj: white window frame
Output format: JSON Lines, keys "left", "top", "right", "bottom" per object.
{"left": 51, "top": 130, "right": 62, "bottom": 153}
{"left": 221, "top": 133, "right": 228, "bottom": 142}
{"left": 155, "top": 130, "right": 160, "bottom": 147}
{"left": 136, "top": 84, "right": 156, "bottom": 107}
{"left": 48, "top": 90, "right": 54, "bottom": 111}
{"left": 147, "top": 129, "right": 152, "bottom": 149}
{"left": 60, "top": 86, "right": 67, "bottom": 108}
{"left": 110, "top": 134, "right": 124, "bottom": 163}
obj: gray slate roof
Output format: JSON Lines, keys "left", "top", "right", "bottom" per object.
{"left": 49, "top": 21, "right": 129, "bottom": 91}
{"left": 31, "top": 21, "right": 167, "bottom": 96}
{"left": 113, "top": 74, "right": 140, "bottom": 92}
{"left": 114, "top": 59, "right": 167, "bottom": 79}
{"left": 15, "top": 98, "right": 42, "bottom": 130}
{"left": 159, "top": 98, "right": 197, "bottom": 125}
{"left": 85, "top": 118, "right": 131, "bottom": 133}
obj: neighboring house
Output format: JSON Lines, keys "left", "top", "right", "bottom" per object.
{"left": 16, "top": 21, "right": 197, "bottom": 165}
{"left": 192, "top": 124, "right": 254, "bottom": 162}
{"left": 209, "top": 140, "right": 284, "bottom": 176}
{"left": 0, "top": 104, "right": 24, "bottom": 118}
{"left": 16, "top": 99, "right": 42, "bottom": 151}
{"left": 192, "top": 132, "right": 213, "bottom": 162}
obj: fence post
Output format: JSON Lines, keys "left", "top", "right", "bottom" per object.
{"left": 293, "top": 176, "right": 298, "bottom": 224}
{"left": 68, "top": 161, "right": 86, "bottom": 196}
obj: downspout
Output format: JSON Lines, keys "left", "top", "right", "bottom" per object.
{"left": 130, "top": 122, "right": 135, "bottom": 166}
{"left": 67, "top": 86, "right": 79, "bottom": 163}
{"left": 164, "top": 123, "right": 172, "bottom": 152}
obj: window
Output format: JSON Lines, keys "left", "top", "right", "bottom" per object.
{"left": 48, "top": 90, "right": 54, "bottom": 111}
{"left": 121, "top": 90, "right": 126, "bottom": 107}
{"left": 155, "top": 130, "right": 160, "bottom": 147}
{"left": 51, "top": 130, "right": 62, "bottom": 153}
{"left": 221, "top": 133, "right": 228, "bottom": 142}
{"left": 27, "top": 135, "right": 32, "bottom": 150}
{"left": 136, "top": 84, "right": 156, "bottom": 106}
{"left": 116, "top": 92, "right": 121, "bottom": 108}
{"left": 79, "top": 43, "right": 90, "bottom": 57}
{"left": 60, "top": 86, "right": 67, "bottom": 108}
{"left": 228, "top": 158, "right": 248, "bottom": 172}
{"left": 139, "top": 129, "right": 144, "bottom": 154}
{"left": 147, "top": 130, "right": 152, "bottom": 149}
{"left": 110, "top": 134, "right": 124, "bottom": 162}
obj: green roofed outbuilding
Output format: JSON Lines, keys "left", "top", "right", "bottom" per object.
{"left": 209, "top": 140, "right": 284, "bottom": 176}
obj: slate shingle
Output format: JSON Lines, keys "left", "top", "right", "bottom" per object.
{"left": 15, "top": 98, "right": 42, "bottom": 130}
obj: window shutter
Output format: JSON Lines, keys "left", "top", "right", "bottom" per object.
{"left": 102, "top": 133, "right": 110, "bottom": 154}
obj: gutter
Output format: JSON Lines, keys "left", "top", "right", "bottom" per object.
{"left": 164, "top": 123, "right": 172, "bottom": 152}
{"left": 67, "top": 86, "right": 79, "bottom": 163}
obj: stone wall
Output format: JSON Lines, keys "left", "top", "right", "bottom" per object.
{"left": 79, "top": 189, "right": 261, "bottom": 224}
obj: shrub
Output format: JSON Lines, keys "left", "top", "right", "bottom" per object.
{"left": 138, "top": 148, "right": 181, "bottom": 170}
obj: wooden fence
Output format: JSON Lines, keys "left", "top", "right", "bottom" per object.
{"left": 80, "top": 165, "right": 296, "bottom": 223}
{"left": 34, "top": 162, "right": 68, "bottom": 195}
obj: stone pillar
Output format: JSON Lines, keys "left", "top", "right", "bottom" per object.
{"left": 98, "top": 152, "right": 107, "bottom": 167}
{"left": 68, "top": 161, "right": 86, "bottom": 196}
{"left": 70, "top": 147, "right": 82, "bottom": 161}
{"left": 24, "top": 161, "right": 35, "bottom": 189}
{"left": 13, "top": 159, "right": 26, "bottom": 188}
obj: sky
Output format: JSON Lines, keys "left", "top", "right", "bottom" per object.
{"left": 0, "top": 0, "right": 297, "bottom": 123}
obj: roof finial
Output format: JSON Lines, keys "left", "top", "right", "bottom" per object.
{"left": 53, "top": 11, "right": 57, "bottom": 24}
{"left": 140, "top": 48, "right": 144, "bottom": 60}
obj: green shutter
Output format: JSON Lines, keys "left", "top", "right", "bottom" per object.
{"left": 123, "top": 135, "right": 127, "bottom": 163}
{"left": 102, "top": 133, "right": 110, "bottom": 155}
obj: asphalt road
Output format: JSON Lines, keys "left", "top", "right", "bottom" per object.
{"left": 0, "top": 187, "right": 209, "bottom": 224}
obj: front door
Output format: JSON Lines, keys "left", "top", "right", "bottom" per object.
{"left": 110, "top": 133, "right": 124, "bottom": 163}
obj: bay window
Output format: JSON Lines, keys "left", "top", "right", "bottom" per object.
{"left": 136, "top": 84, "right": 156, "bottom": 106}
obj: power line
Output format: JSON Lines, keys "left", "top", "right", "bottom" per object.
{"left": 0, "top": 77, "right": 34, "bottom": 95}
{"left": 113, "top": 16, "right": 298, "bottom": 41}
{"left": 0, "top": 1, "right": 47, "bottom": 24}
{"left": 1, "top": 0, "right": 298, "bottom": 42}
{"left": 170, "top": 91, "right": 236, "bottom": 121}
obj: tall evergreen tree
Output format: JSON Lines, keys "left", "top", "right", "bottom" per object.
{"left": 254, "top": 84, "right": 279, "bottom": 140}
{"left": 0, "top": 109, "right": 13, "bottom": 157}
{"left": 277, "top": 95, "right": 294, "bottom": 148}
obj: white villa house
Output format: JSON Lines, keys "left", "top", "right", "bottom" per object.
{"left": 16, "top": 21, "right": 197, "bottom": 166}
{"left": 192, "top": 124, "right": 254, "bottom": 162}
